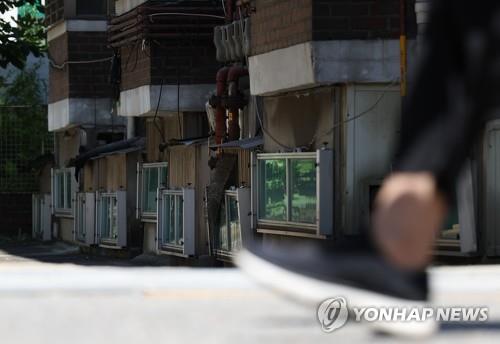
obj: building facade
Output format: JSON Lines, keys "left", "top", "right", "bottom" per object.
{"left": 36, "top": 0, "right": 500, "bottom": 263}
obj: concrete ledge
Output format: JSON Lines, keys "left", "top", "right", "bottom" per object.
{"left": 118, "top": 84, "right": 214, "bottom": 117}
{"left": 47, "top": 20, "right": 108, "bottom": 42}
{"left": 48, "top": 98, "right": 126, "bottom": 132}
{"left": 249, "top": 42, "right": 315, "bottom": 96}
{"left": 248, "top": 39, "right": 416, "bottom": 96}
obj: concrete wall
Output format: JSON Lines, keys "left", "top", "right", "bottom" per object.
{"left": 342, "top": 84, "right": 401, "bottom": 235}
{"left": 59, "top": 217, "right": 74, "bottom": 242}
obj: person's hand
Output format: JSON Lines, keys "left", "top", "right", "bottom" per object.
{"left": 372, "top": 172, "right": 448, "bottom": 270}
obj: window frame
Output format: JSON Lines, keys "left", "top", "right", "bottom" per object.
{"left": 97, "top": 192, "right": 119, "bottom": 245}
{"left": 252, "top": 150, "right": 333, "bottom": 238}
{"left": 213, "top": 190, "right": 244, "bottom": 259}
{"left": 159, "top": 190, "right": 184, "bottom": 251}
{"left": 52, "top": 168, "right": 75, "bottom": 215}
{"left": 74, "top": 192, "right": 96, "bottom": 245}
{"left": 156, "top": 188, "right": 195, "bottom": 257}
{"left": 256, "top": 152, "right": 318, "bottom": 230}
{"left": 138, "top": 162, "right": 168, "bottom": 221}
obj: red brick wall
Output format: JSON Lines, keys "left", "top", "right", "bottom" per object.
{"left": 119, "top": 39, "right": 219, "bottom": 91}
{"left": 250, "top": 0, "right": 417, "bottom": 56}
{"left": 251, "top": 0, "right": 313, "bottom": 56}
{"left": 120, "top": 44, "right": 151, "bottom": 91}
{"left": 149, "top": 39, "right": 219, "bottom": 86}
{"left": 48, "top": 33, "right": 69, "bottom": 103}
{"left": 49, "top": 31, "right": 114, "bottom": 103}
{"left": 67, "top": 32, "right": 114, "bottom": 98}
{"left": 313, "top": 0, "right": 416, "bottom": 40}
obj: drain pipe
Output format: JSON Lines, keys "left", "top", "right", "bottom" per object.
{"left": 226, "top": 0, "right": 234, "bottom": 22}
{"left": 214, "top": 67, "right": 230, "bottom": 146}
{"left": 226, "top": 66, "right": 248, "bottom": 142}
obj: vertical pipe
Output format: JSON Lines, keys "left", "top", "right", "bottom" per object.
{"left": 227, "top": 66, "right": 248, "bottom": 141}
{"left": 215, "top": 67, "right": 230, "bottom": 147}
{"left": 400, "top": 0, "right": 407, "bottom": 97}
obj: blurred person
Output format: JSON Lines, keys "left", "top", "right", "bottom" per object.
{"left": 237, "top": 0, "right": 495, "bottom": 335}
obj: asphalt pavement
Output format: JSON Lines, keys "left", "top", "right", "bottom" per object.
{"left": 0, "top": 241, "right": 500, "bottom": 344}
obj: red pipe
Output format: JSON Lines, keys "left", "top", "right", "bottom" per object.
{"left": 226, "top": 0, "right": 234, "bottom": 22}
{"left": 215, "top": 67, "right": 230, "bottom": 146}
{"left": 227, "top": 66, "right": 248, "bottom": 141}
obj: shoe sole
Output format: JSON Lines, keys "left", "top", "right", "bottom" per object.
{"left": 235, "top": 248, "right": 437, "bottom": 338}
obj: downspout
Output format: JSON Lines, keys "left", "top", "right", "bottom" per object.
{"left": 226, "top": 66, "right": 248, "bottom": 142}
{"left": 215, "top": 67, "right": 230, "bottom": 147}
{"left": 226, "top": 0, "right": 234, "bottom": 22}
{"left": 400, "top": 0, "right": 407, "bottom": 97}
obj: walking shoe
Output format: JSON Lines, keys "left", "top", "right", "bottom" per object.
{"left": 235, "top": 240, "right": 437, "bottom": 337}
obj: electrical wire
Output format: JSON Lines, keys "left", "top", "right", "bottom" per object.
{"left": 307, "top": 80, "right": 399, "bottom": 148}
{"left": 153, "top": 76, "right": 167, "bottom": 146}
{"left": 49, "top": 56, "right": 113, "bottom": 69}
{"left": 236, "top": 10, "right": 292, "bottom": 151}
{"left": 221, "top": 0, "right": 227, "bottom": 17}
{"left": 149, "top": 12, "right": 225, "bottom": 21}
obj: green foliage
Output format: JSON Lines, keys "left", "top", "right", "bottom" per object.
{"left": 0, "top": 0, "right": 45, "bottom": 69}
{"left": 0, "top": 62, "right": 52, "bottom": 192}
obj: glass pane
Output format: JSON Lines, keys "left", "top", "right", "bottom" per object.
{"left": 159, "top": 166, "right": 168, "bottom": 188}
{"left": 258, "top": 159, "right": 287, "bottom": 221}
{"left": 290, "top": 159, "right": 317, "bottom": 224}
{"left": 57, "top": 173, "right": 64, "bottom": 209}
{"left": 143, "top": 168, "right": 159, "bottom": 213}
{"left": 439, "top": 192, "right": 460, "bottom": 241}
{"left": 228, "top": 196, "right": 241, "bottom": 251}
{"left": 78, "top": 197, "right": 85, "bottom": 239}
{"left": 218, "top": 198, "right": 228, "bottom": 251}
{"left": 100, "top": 197, "right": 110, "bottom": 239}
{"left": 176, "top": 195, "right": 184, "bottom": 246}
{"left": 164, "top": 194, "right": 176, "bottom": 245}
{"left": 110, "top": 197, "right": 118, "bottom": 239}
{"left": 65, "top": 172, "right": 72, "bottom": 209}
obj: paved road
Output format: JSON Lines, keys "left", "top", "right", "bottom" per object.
{"left": 1, "top": 242, "right": 500, "bottom": 343}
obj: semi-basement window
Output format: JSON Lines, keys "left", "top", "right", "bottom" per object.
{"left": 96, "top": 191, "right": 127, "bottom": 247}
{"left": 214, "top": 191, "right": 242, "bottom": 258}
{"left": 52, "top": 168, "right": 75, "bottom": 214}
{"left": 254, "top": 150, "right": 333, "bottom": 237}
{"left": 138, "top": 162, "right": 168, "bottom": 220}
{"left": 75, "top": 193, "right": 96, "bottom": 245}
{"left": 157, "top": 189, "right": 195, "bottom": 256}
{"left": 98, "top": 193, "right": 118, "bottom": 242}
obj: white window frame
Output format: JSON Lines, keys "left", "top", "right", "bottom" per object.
{"left": 156, "top": 188, "right": 195, "bottom": 257}
{"left": 96, "top": 191, "right": 127, "bottom": 248}
{"left": 74, "top": 192, "right": 96, "bottom": 245}
{"left": 252, "top": 150, "right": 333, "bottom": 238}
{"left": 136, "top": 162, "right": 168, "bottom": 221}
{"left": 32, "top": 193, "right": 52, "bottom": 241}
{"left": 51, "top": 167, "right": 76, "bottom": 216}
{"left": 213, "top": 188, "right": 251, "bottom": 259}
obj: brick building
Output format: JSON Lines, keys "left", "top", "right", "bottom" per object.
{"left": 35, "top": 0, "right": 500, "bottom": 262}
